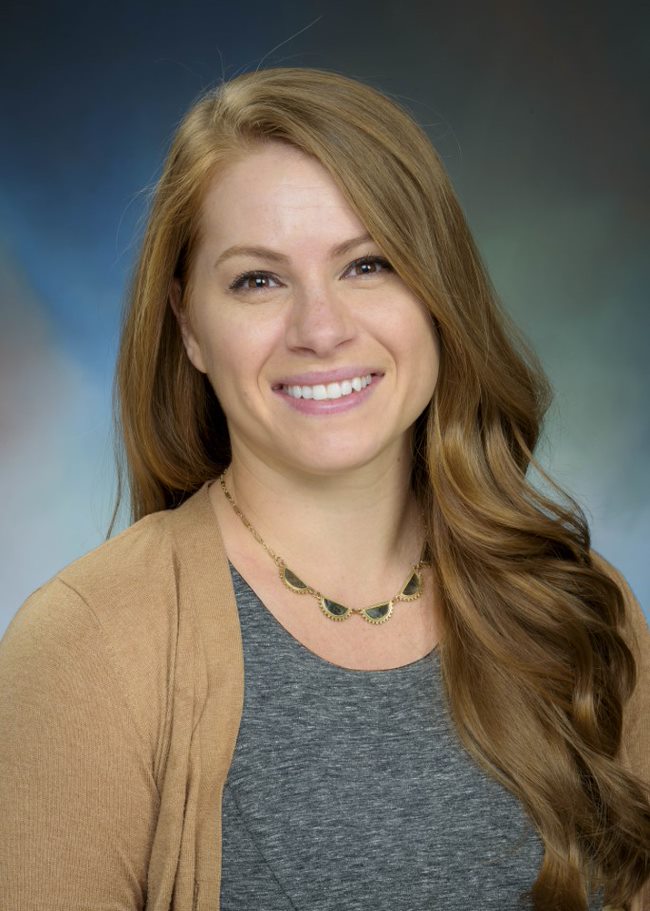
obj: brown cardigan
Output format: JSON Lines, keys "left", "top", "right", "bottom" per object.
{"left": 0, "top": 481, "right": 648, "bottom": 910}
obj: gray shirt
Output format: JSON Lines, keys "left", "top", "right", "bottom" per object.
{"left": 220, "top": 564, "right": 602, "bottom": 910}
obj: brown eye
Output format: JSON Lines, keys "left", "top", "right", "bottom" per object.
{"left": 345, "top": 255, "right": 392, "bottom": 278}
{"left": 229, "top": 271, "right": 281, "bottom": 292}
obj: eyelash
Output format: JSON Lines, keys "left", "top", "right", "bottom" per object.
{"left": 228, "top": 254, "right": 393, "bottom": 293}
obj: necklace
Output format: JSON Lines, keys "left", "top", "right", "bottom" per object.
{"left": 219, "top": 471, "right": 429, "bottom": 625}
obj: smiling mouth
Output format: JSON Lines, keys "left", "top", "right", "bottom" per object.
{"left": 278, "top": 373, "right": 376, "bottom": 401}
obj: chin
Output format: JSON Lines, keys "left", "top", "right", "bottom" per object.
{"left": 277, "top": 438, "right": 402, "bottom": 479}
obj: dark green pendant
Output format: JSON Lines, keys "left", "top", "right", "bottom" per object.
{"left": 362, "top": 601, "right": 393, "bottom": 624}
{"left": 400, "top": 569, "right": 423, "bottom": 599}
{"left": 320, "top": 597, "right": 350, "bottom": 621}
{"left": 282, "top": 566, "right": 309, "bottom": 593}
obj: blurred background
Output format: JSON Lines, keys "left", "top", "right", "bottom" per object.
{"left": 1, "top": 0, "right": 648, "bottom": 635}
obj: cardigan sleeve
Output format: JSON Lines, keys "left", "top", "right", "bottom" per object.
{"left": 0, "top": 577, "right": 160, "bottom": 909}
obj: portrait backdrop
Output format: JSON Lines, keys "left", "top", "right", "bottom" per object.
{"left": 2, "top": 0, "right": 648, "bottom": 634}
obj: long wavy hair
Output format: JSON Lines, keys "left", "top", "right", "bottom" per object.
{"left": 110, "top": 67, "right": 649, "bottom": 909}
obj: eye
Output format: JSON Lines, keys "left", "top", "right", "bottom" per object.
{"left": 344, "top": 254, "right": 393, "bottom": 279}
{"left": 228, "top": 271, "right": 282, "bottom": 293}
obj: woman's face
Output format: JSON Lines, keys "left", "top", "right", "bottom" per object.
{"left": 174, "top": 141, "right": 440, "bottom": 479}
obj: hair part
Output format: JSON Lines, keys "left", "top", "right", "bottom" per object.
{"left": 110, "top": 67, "right": 650, "bottom": 908}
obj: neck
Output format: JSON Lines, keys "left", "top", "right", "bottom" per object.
{"left": 216, "top": 446, "right": 424, "bottom": 606}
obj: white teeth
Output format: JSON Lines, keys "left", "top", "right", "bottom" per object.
{"left": 283, "top": 374, "right": 374, "bottom": 400}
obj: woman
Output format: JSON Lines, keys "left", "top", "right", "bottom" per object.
{"left": 1, "top": 68, "right": 648, "bottom": 910}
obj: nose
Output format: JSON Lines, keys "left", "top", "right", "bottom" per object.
{"left": 285, "top": 283, "right": 356, "bottom": 357}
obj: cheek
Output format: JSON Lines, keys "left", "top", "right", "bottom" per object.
{"left": 412, "top": 303, "right": 439, "bottom": 355}
{"left": 402, "top": 310, "right": 440, "bottom": 399}
{"left": 199, "top": 318, "right": 275, "bottom": 404}
{"left": 426, "top": 325, "right": 441, "bottom": 381}
{"left": 381, "top": 302, "right": 439, "bottom": 369}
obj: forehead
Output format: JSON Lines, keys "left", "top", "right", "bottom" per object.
{"left": 199, "top": 142, "right": 365, "bottom": 245}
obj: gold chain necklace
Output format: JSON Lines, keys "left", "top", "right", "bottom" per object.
{"left": 219, "top": 471, "right": 429, "bottom": 625}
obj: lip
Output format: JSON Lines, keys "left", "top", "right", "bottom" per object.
{"left": 272, "top": 366, "right": 384, "bottom": 388}
{"left": 273, "top": 372, "right": 383, "bottom": 415}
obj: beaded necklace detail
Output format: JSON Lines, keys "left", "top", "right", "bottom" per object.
{"left": 219, "top": 471, "right": 428, "bottom": 625}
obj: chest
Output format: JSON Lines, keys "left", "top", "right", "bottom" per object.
{"left": 227, "top": 553, "right": 441, "bottom": 671}
{"left": 218, "top": 570, "right": 570, "bottom": 910}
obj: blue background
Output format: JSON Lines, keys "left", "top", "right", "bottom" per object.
{"left": 2, "top": 1, "right": 648, "bottom": 634}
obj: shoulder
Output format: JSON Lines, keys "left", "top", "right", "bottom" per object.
{"left": 14, "top": 482, "right": 220, "bottom": 636}
{"left": 10, "top": 507, "right": 180, "bottom": 655}
{"left": 58, "top": 508, "right": 177, "bottom": 625}
{"left": 2, "top": 500, "right": 200, "bottom": 766}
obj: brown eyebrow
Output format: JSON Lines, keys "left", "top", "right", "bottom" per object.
{"left": 213, "top": 233, "right": 374, "bottom": 269}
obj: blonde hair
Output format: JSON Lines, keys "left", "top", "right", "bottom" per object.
{"left": 110, "top": 67, "right": 650, "bottom": 909}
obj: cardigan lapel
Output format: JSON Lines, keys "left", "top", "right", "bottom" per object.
{"left": 158, "top": 481, "right": 245, "bottom": 910}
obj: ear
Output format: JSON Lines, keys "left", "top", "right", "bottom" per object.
{"left": 169, "top": 279, "right": 208, "bottom": 374}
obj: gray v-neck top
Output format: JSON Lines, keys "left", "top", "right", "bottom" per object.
{"left": 220, "top": 565, "right": 603, "bottom": 910}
